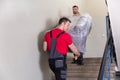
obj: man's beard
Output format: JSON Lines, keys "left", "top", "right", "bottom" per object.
{"left": 73, "top": 12, "right": 78, "bottom": 14}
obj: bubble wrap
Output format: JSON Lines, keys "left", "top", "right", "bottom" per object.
{"left": 68, "top": 13, "right": 92, "bottom": 53}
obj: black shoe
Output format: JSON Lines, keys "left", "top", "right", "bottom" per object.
{"left": 71, "top": 60, "right": 78, "bottom": 64}
{"left": 77, "top": 62, "right": 84, "bottom": 65}
{"left": 77, "top": 63, "right": 84, "bottom": 65}
{"left": 77, "top": 55, "right": 84, "bottom": 65}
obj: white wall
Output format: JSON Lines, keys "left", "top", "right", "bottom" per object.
{"left": 0, "top": 0, "right": 82, "bottom": 80}
{"left": 80, "top": 0, "right": 108, "bottom": 57}
{"left": 107, "top": 0, "right": 120, "bottom": 70}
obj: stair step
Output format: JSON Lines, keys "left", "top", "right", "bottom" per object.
{"left": 67, "top": 77, "right": 97, "bottom": 80}
{"left": 67, "top": 72, "right": 114, "bottom": 78}
{"left": 67, "top": 66, "right": 100, "bottom": 71}
{"left": 67, "top": 62, "right": 115, "bottom": 66}
{"left": 67, "top": 58, "right": 102, "bottom": 64}
{"left": 67, "top": 70, "right": 115, "bottom": 73}
{"left": 67, "top": 69, "right": 99, "bottom": 73}
{"left": 51, "top": 57, "right": 116, "bottom": 80}
{"left": 67, "top": 63, "right": 101, "bottom": 66}
{"left": 67, "top": 57, "right": 102, "bottom": 60}
{"left": 67, "top": 66, "right": 115, "bottom": 71}
{"left": 67, "top": 72, "right": 98, "bottom": 78}
{"left": 66, "top": 77, "right": 116, "bottom": 80}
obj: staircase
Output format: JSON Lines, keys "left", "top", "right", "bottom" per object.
{"left": 52, "top": 57, "right": 115, "bottom": 80}
{"left": 67, "top": 58, "right": 101, "bottom": 80}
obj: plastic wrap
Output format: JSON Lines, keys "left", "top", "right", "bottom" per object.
{"left": 68, "top": 13, "right": 92, "bottom": 53}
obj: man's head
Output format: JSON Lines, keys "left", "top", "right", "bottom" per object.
{"left": 58, "top": 17, "right": 71, "bottom": 31}
{"left": 72, "top": 5, "right": 79, "bottom": 15}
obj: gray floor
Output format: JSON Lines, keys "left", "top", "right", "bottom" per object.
{"left": 115, "top": 73, "right": 120, "bottom": 80}
{"left": 115, "top": 76, "right": 120, "bottom": 80}
{"left": 113, "top": 72, "right": 120, "bottom": 80}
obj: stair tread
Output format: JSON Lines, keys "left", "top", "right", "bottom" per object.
{"left": 67, "top": 77, "right": 116, "bottom": 80}
{"left": 67, "top": 77, "right": 97, "bottom": 80}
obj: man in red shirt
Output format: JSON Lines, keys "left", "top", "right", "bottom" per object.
{"left": 43, "top": 17, "right": 80, "bottom": 80}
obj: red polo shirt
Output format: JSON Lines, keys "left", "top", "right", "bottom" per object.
{"left": 44, "top": 28, "right": 72, "bottom": 55}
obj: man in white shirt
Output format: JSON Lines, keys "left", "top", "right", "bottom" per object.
{"left": 69, "top": 5, "right": 81, "bottom": 30}
{"left": 68, "top": 5, "right": 92, "bottom": 65}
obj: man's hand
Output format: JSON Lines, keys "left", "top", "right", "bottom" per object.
{"left": 74, "top": 56, "right": 78, "bottom": 60}
{"left": 75, "top": 52, "right": 80, "bottom": 57}
{"left": 74, "top": 52, "right": 80, "bottom": 60}
{"left": 68, "top": 43, "right": 81, "bottom": 57}
{"left": 43, "top": 41, "right": 47, "bottom": 51}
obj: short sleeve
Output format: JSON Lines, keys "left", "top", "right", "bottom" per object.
{"left": 65, "top": 33, "right": 72, "bottom": 45}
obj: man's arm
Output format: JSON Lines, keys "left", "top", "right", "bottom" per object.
{"left": 43, "top": 41, "right": 47, "bottom": 51}
{"left": 68, "top": 43, "right": 80, "bottom": 57}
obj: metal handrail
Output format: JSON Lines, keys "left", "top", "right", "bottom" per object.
{"left": 97, "top": 33, "right": 111, "bottom": 80}
{"left": 97, "top": 15, "right": 114, "bottom": 80}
